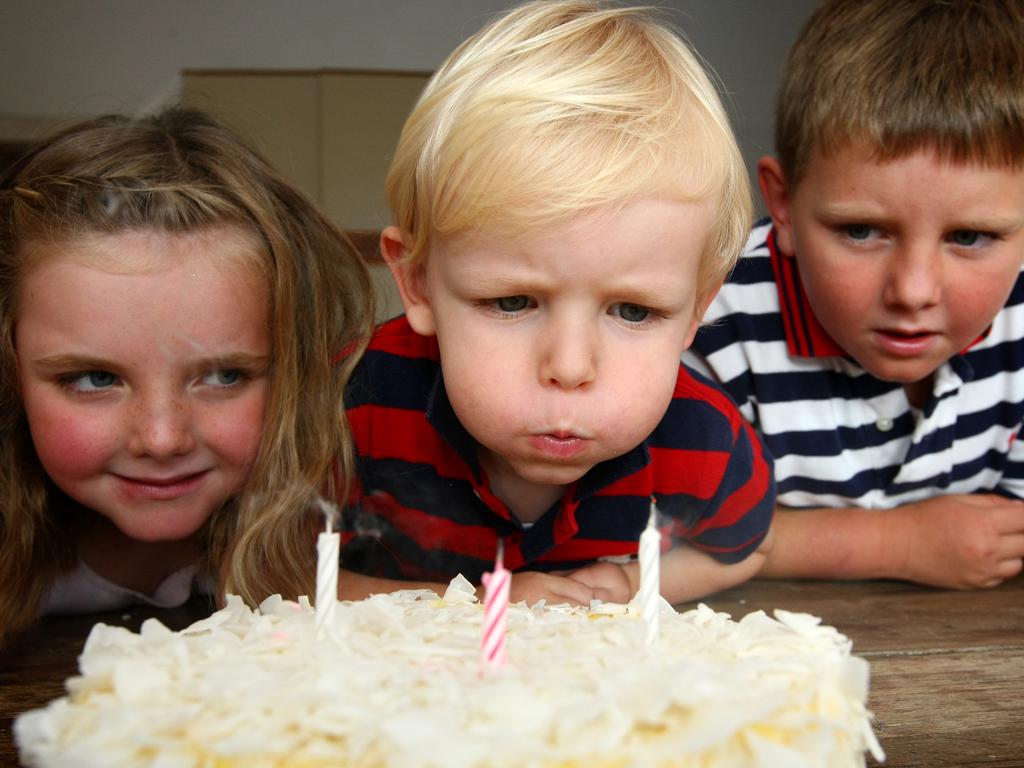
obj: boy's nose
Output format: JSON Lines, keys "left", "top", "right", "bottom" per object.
{"left": 883, "top": 241, "right": 942, "bottom": 310}
{"left": 539, "top": 319, "right": 597, "bottom": 390}
{"left": 126, "top": 395, "right": 196, "bottom": 458}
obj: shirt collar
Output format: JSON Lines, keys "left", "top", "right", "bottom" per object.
{"left": 424, "top": 368, "right": 483, "bottom": 478}
{"left": 768, "top": 227, "right": 846, "bottom": 358}
{"left": 767, "top": 225, "right": 989, "bottom": 358}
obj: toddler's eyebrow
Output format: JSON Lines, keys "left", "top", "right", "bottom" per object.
{"left": 953, "top": 215, "right": 1024, "bottom": 234}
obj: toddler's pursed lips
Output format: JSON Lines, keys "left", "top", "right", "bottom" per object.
{"left": 534, "top": 428, "right": 593, "bottom": 440}
{"left": 528, "top": 433, "right": 590, "bottom": 460}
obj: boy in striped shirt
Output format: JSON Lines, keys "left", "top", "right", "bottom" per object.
{"left": 688, "top": 0, "right": 1024, "bottom": 589}
{"left": 339, "top": 0, "right": 775, "bottom": 606}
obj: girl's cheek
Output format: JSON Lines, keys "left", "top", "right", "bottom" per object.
{"left": 29, "top": 410, "right": 114, "bottom": 480}
{"left": 207, "top": 393, "right": 269, "bottom": 467}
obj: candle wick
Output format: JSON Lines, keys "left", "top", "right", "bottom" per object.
{"left": 316, "top": 496, "right": 338, "bottom": 536}
{"left": 496, "top": 538, "right": 505, "bottom": 568}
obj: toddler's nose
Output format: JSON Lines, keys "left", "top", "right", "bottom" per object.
{"left": 539, "top": 319, "right": 597, "bottom": 390}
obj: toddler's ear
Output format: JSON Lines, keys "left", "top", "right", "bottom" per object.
{"left": 380, "top": 226, "right": 437, "bottom": 336}
{"left": 757, "top": 156, "right": 796, "bottom": 258}
{"left": 683, "top": 284, "right": 723, "bottom": 348}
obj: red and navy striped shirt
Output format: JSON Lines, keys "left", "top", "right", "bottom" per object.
{"left": 687, "top": 220, "right": 1024, "bottom": 508}
{"left": 342, "top": 316, "right": 775, "bottom": 583}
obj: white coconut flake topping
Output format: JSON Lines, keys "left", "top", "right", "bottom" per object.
{"left": 16, "top": 575, "right": 884, "bottom": 767}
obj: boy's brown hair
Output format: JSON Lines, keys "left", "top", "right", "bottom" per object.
{"left": 776, "top": 0, "right": 1024, "bottom": 185}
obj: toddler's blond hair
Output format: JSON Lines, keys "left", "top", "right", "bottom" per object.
{"left": 386, "top": 0, "right": 752, "bottom": 302}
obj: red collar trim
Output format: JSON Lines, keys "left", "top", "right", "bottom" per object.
{"left": 768, "top": 229, "right": 990, "bottom": 358}
{"left": 768, "top": 230, "right": 846, "bottom": 358}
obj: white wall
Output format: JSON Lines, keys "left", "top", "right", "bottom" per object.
{"left": 0, "top": 0, "right": 819, "bottom": 184}
{"left": 0, "top": 2, "right": 512, "bottom": 120}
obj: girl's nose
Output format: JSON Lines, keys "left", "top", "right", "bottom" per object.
{"left": 539, "top": 318, "right": 598, "bottom": 390}
{"left": 126, "top": 395, "right": 196, "bottom": 458}
{"left": 883, "top": 240, "right": 942, "bottom": 311}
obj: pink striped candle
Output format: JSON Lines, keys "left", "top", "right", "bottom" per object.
{"left": 480, "top": 540, "right": 511, "bottom": 671}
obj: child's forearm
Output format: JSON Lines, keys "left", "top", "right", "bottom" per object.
{"left": 659, "top": 536, "right": 771, "bottom": 605}
{"left": 757, "top": 505, "right": 904, "bottom": 581}
{"left": 760, "top": 495, "right": 1024, "bottom": 588}
{"left": 336, "top": 570, "right": 450, "bottom": 601}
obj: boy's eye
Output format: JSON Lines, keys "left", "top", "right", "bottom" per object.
{"left": 65, "top": 370, "right": 118, "bottom": 392}
{"left": 495, "top": 295, "right": 530, "bottom": 313}
{"left": 614, "top": 303, "right": 650, "bottom": 323}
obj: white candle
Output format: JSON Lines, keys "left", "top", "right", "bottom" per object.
{"left": 638, "top": 497, "right": 661, "bottom": 647}
{"left": 315, "top": 501, "right": 340, "bottom": 631}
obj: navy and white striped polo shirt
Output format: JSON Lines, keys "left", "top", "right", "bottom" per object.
{"left": 342, "top": 316, "right": 775, "bottom": 583}
{"left": 687, "top": 220, "right": 1024, "bottom": 508}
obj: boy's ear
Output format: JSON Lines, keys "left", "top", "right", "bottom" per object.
{"left": 757, "top": 156, "right": 796, "bottom": 257}
{"left": 380, "top": 226, "right": 436, "bottom": 336}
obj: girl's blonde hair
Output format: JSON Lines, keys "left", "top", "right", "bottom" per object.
{"left": 385, "top": 0, "right": 752, "bottom": 303}
{"left": 0, "top": 107, "right": 374, "bottom": 641}
{"left": 776, "top": 0, "right": 1024, "bottom": 186}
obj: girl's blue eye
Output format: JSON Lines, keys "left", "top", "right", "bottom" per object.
{"left": 951, "top": 229, "right": 981, "bottom": 246}
{"left": 845, "top": 224, "right": 873, "bottom": 240}
{"left": 616, "top": 303, "right": 650, "bottom": 323}
{"left": 203, "top": 369, "right": 243, "bottom": 387}
{"left": 70, "top": 371, "right": 117, "bottom": 392}
{"left": 496, "top": 296, "right": 529, "bottom": 313}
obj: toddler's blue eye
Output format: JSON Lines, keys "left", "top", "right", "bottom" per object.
{"left": 617, "top": 303, "right": 650, "bottom": 323}
{"left": 951, "top": 230, "right": 980, "bottom": 246}
{"left": 496, "top": 296, "right": 529, "bottom": 312}
{"left": 845, "top": 224, "right": 872, "bottom": 240}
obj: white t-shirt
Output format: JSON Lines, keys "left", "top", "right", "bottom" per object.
{"left": 39, "top": 560, "right": 212, "bottom": 617}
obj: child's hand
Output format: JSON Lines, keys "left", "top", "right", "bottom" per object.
{"left": 564, "top": 561, "right": 636, "bottom": 604}
{"left": 506, "top": 571, "right": 599, "bottom": 607}
{"left": 898, "top": 494, "right": 1024, "bottom": 589}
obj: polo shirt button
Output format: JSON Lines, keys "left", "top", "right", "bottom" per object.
{"left": 875, "top": 416, "right": 894, "bottom": 432}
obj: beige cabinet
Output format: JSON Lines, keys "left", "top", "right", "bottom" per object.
{"left": 183, "top": 70, "right": 429, "bottom": 320}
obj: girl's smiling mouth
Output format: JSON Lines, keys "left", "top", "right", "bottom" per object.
{"left": 113, "top": 470, "right": 210, "bottom": 500}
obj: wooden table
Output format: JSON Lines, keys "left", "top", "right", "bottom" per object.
{"left": 2, "top": 576, "right": 1022, "bottom": 767}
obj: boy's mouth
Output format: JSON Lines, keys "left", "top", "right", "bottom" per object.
{"left": 874, "top": 328, "right": 937, "bottom": 355}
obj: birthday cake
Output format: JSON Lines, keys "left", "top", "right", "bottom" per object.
{"left": 15, "top": 576, "right": 884, "bottom": 767}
